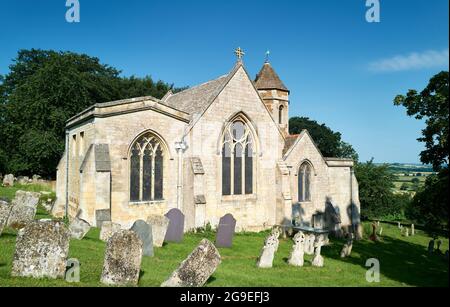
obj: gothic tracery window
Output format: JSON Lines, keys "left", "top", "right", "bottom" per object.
{"left": 298, "top": 162, "right": 312, "bottom": 202}
{"left": 130, "top": 133, "right": 164, "bottom": 202}
{"left": 222, "top": 120, "right": 254, "bottom": 196}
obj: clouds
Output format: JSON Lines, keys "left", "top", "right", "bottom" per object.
{"left": 369, "top": 49, "right": 449, "bottom": 72}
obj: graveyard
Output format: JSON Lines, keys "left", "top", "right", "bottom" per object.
{"left": 0, "top": 185, "right": 448, "bottom": 287}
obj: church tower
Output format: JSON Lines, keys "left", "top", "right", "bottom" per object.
{"left": 254, "top": 61, "right": 290, "bottom": 136}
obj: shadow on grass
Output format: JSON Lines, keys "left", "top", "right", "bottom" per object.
{"left": 323, "top": 236, "right": 449, "bottom": 287}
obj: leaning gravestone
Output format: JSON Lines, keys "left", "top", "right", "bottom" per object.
{"left": 288, "top": 231, "right": 306, "bottom": 267}
{"left": 2, "top": 174, "right": 14, "bottom": 187}
{"left": 130, "top": 220, "right": 154, "bottom": 257}
{"left": 256, "top": 232, "right": 279, "bottom": 268}
{"left": 100, "top": 221, "right": 121, "bottom": 242}
{"left": 0, "top": 200, "right": 12, "bottom": 236}
{"left": 101, "top": 230, "right": 143, "bottom": 286}
{"left": 7, "top": 191, "right": 41, "bottom": 229}
{"left": 69, "top": 217, "right": 91, "bottom": 240}
{"left": 161, "top": 239, "right": 221, "bottom": 287}
{"left": 147, "top": 215, "right": 169, "bottom": 247}
{"left": 164, "top": 208, "right": 185, "bottom": 243}
{"left": 340, "top": 233, "right": 354, "bottom": 258}
{"left": 215, "top": 214, "right": 236, "bottom": 248}
{"left": 11, "top": 221, "right": 70, "bottom": 279}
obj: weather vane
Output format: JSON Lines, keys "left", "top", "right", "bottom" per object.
{"left": 265, "top": 50, "right": 270, "bottom": 63}
{"left": 234, "top": 47, "right": 245, "bottom": 61}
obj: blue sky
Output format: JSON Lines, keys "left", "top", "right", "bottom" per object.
{"left": 0, "top": 0, "right": 448, "bottom": 163}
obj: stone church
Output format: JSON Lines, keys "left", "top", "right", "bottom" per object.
{"left": 54, "top": 50, "right": 361, "bottom": 232}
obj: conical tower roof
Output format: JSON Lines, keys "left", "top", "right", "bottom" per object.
{"left": 254, "top": 62, "right": 289, "bottom": 92}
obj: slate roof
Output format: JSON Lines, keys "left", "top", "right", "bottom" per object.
{"left": 162, "top": 75, "right": 228, "bottom": 115}
{"left": 254, "top": 62, "right": 289, "bottom": 92}
{"left": 283, "top": 134, "right": 300, "bottom": 155}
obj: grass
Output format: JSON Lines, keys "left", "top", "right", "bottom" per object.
{"left": 0, "top": 187, "right": 448, "bottom": 287}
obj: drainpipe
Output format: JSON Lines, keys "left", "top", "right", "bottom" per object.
{"left": 175, "top": 140, "right": 187, "bottom": 210}
{"left": 65, "top": 130, "right": 70, "bottom": 219}
{"left": 350, "top": 166, "right": 355, "bottom": 232}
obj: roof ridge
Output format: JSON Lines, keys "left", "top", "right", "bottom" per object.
{"left": 168, "top": 74, "right": 228, "bottom": 98}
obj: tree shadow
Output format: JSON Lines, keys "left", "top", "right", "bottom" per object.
{"left": 322, "top": 235, "right": 449, "bottom": 287}
{"left": 205, "top": 276, "right": 217, "bottom": 285}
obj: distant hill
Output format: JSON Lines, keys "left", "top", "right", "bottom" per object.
{"left": 376, "top": 163, "right": 435, "bottom": 173}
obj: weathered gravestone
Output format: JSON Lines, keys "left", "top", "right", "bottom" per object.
{"left": 288, "top": 231, "right": 306, "bottom": 267}
{"left": 100, "top": 221, "right": 122, "bottom": 242}
{"left": 215, "top": 214, "right": 236, "bottom": 248}
{"left": 130, "top": 220, "right": 154, "bottom": 257}
{"left": 312, "top": 235, "right": 325, "bottom": 267}
{"left": 11, "top": 221, "right": 70, "bottom": 279}
{"left": 164, "top": 208, "right": 185, "bottom": 243}
{"left": 428, "top": 240, "right": 435, "bottom": 254}
{"left": 7, "top": 191, "right": 41, "bottom": 229}
{"left": 161, "top": 239, "right": 221, "bottom": 287}
{"left": 96, "top": 209, "right": 111, "bottom": 228}
{"left": 101, "top": 230, "right": 143, "bottom": 286}
{"left": 0, "top": 200, "right": 12, "bottom": 236}
{"left": 17, "top": 176, "right": 30, "bottom": 185}
{"left": 304, "top": 233, "right": 316, "bottom": 255}
{"left": 69, "top": 217, "right": 91, "bottom": 240}
{"left": 411, "top": 224, "right": 415, "bottom": 236}
{"left": 256, "top": 232, "right": 279, "bottom": 268}
{"left": 2, "top": 174, "right": 14, "bottom": 187}
{"left": 147, "top": 215, "right": 169, "bottom": 247}
{"left": 340, "top": 233, "right": 354, "bottom": 258}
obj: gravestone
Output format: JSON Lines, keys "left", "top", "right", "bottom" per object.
{"left": 96, "top": 209, "right": 111, "bottom": 228}
{"left": 398, "top": 222, "right": 401, "bottom": 229}
{"left": 404, "top": 228, "right": 409, "bottom": 237}
{"left": 147, "top": 215, "right": 170, "bottom": 247}
{"left": 7, "top": 191, "right": 41, "bottom": 229}
{"left": 100, "top": 221, "right": 121, "bottom": 242}
{"left": 369, "top": 222, "right": 379, "bottom": 242}
{"left": 340, "top": 233, "right": 354, "bottom": 258}
{"left": 11, "top": 221, "right": 70, "bottom": 279}
{"left": 304, "top": 233, "right": 316, "bottom": 255}
{"left": 288, "top": 231, "right": 306, "bottom": 267}
{"left": 130, "top": 220, "right": 154, "bottom": 257}
{"left": 215, "top": 214, "right": 236, "bottom": 248}
{"left": 436, "top": 240, "right": 442, "bottom": 253}
{"left": 69, "top": 217, "right": 91, "bottom": 240}
{"left": 312, "top": 213, "right": 325, "bottom": 229}
{"left": 428, "top": 240, "right": 435, "bottom": 254}
{"left": 101, "top": 230, "right": 143, "bottom": 286}
{"left": 312, "top": 235, "right": 325, "bottom": 267}
{"left": 2, "top": 174, "right": 14, "bottom": 187}
{"left": 164, "top": 208, "right": 185, "bottom": 243}
{"left": 379, "top": 227, "right": 383, "bottom": 236}
{"left": 355, "top": 223, "right": 364, "bottom": 240}
{"left": 0, "top": 200, "right": 12, "bottom": 236}
{"left": 161, "top": 239, "right": 221, "bottom": 287}
{"left": 411, "top": 224, "right": 415, "bottom": 236}
{"left": 17, "top": 176, "right": 30, "bottom": 185}
{"left": 256, "top": 232, "right": 279, "bottom": 268}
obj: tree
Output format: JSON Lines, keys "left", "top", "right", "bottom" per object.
{"left": 289, "top": 117, "right": 358, "bottom": 161}
{"left": 0, "top": 49, "right": 182, "bottom": 177}
{"left": 395, "top": 71, "right": 449, "bottom": 230}
{"left": 354, "top": 159, "right": 406, "bottom": 219}
{"left": 394, "top": 71, "right": 449, "bottom": 171}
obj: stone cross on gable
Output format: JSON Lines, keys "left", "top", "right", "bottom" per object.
{"left": 234, "top": 47, "right": 245, "bottom": 61}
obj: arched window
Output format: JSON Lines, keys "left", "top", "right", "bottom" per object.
{"left": 130, "top": 133, "right": 164, "bottom": 202}
{"left": 298, "top": 162, "right": 312, "bottom": 202}
{"left": 222, "top": 120, "right": 254, "bottom": 196}
{"left": 279, "top": 105, "right": 284, "bottom": 125}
